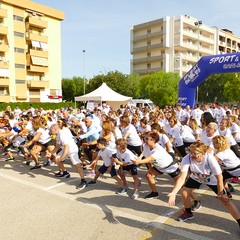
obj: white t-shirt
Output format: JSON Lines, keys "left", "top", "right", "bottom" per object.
{"left": 230, "top": 123, "right": 240, "bottom": 143}
{"left": 56, "top": 129, "right": 78, "bottom": 153}
{"left": 190, "top": 108, "right": 204, "bottom": 126}
{"left": 34, "top": 128, "right": 51, "bottom": 145}
{"left": 219, "top": 128, "right": 237, "bottom": 146}
{"left": 215, "top": 148, "right": 240, "bottom": 176}
{"left": 169, "top": 125, "right": 184, "bottom": 147}
{"left": 181, "top": 153, "right": 222, "bottom": 185}
{"left": 98, "top": 147, "right": 116, "bottom": 167}
{"left": 121, "top": 124, "right": 142, "bottom": 146}
{"left": 116, "top": 148, "right": 137, "bottom": 165}
{"left": 158, "top": 133, "right": 174, "bottom": 153}
{"left": 143, "top": 143, "right": 178, "bottom": 173}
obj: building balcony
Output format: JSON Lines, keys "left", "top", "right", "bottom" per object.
{"left": 133, "top": 31, "right": 164, "bottom": 42}
{"left": 0, "top": 95, "right": 10, "bottom": 102}
{"left": 26, "top": 32, "right": 48, "bottom": 43}
{"left": 0, "top": 78, "right": 10, "bottom": 86}
{"left": 132, "top": 43, "right": 164, "bottom": 53}
{"left": 0, "top": 43, "right": 8, "bottom": 52}
{"left": 133, "top": 55, "right": 165, "bottom": 64}
{"left": 26, "top": 16, "right": 48, "bottom": 29}
{"left": 0, "top": 25, "right": 8, "bottom": 35}
{"left": 27, "top": 80, "right": 49, "bottom": 89}
{"left": 29, "top": 49, "right": 48, "bottom": 58}
{"left": 27, "top": 65, "right": 48, "bottom": 73}
{"left": 0, "top": 8, "right": 7, "bottom": 18}
{"left": 133, "top": 67, "right": 162, "bottom": 74}
{"left": 0, "top": 60, "right": 8, "bottom": 69}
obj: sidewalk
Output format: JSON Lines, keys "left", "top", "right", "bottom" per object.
{"left": 0, "top": 152, "right": 239, "bottom": 240}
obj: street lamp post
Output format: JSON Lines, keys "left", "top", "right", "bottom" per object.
{"left": 83, "top": 49, "right": 86, "bottom": 95}
{"left": 194, "top": 20, "right": 202, "bottom": 60}
{"left": 194, "top": 20, "right": 202, "bottom": 104}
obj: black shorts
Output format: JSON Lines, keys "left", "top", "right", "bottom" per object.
{"left": 153, "top": 166, "right": 180, "bottom": 178}
{"left": 121, "top": 164, "right": 138, "bottom": 176}
{"left": 222, "top": 169, "right": 238, "bottom": 180}
{"left": 184, "top": 177, "right": 218, "bottom": 194}
{"left": 127, "top": 145, "right": 142, "bottom": 157}
{"left": 41, "top": 139, "right": 55, "bottom": 148}
{"left": 98, "top": 164, "right": 117, "bottom": 177}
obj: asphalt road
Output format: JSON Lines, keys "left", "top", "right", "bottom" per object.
{"left": 0, "top": 150, "right": 239, "bottom": 240}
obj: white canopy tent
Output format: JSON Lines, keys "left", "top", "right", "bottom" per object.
{"left": 74, "top": 83, "right": 132, "bottom": 110}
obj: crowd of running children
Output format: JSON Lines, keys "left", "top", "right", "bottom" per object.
{"left": 1, "top": 102, "right": 240, "bottom": 228}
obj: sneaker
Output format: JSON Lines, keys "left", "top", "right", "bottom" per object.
{"left": 77, "top": 179, "right": 88, "bottom": 190}
{"left": 88, "top": 180, "right": 97, "bottom": 185}
{"left": 232, "top": 177, "right": 238, "bottom": 183}
{"left": 55, "top": 171, "right": 63, "bottom": 177}
{"left": 191, "top": 200, "right": 202, "bottom": 211}
{"left": 44, "top": 161, "right": 51, "bottom": 167}
{"left": 30, "top": 165, "right": 41, "bottom": 170}
{"left": 58, "top": 171, "right": 71, "bottom": 178}
{"left": 144, "top": 191, "right": 159, "bottom": 199}
{"left": 228, "top": 183, "right": 235, "bottom": 192}
{"left": 131, "top": 191, "right": 140, "bottom": 199}
{"left": 178, "top": 210, "right": 194, "bottom": 222}
{"left": 116, "top": 188, "right": 127, "bottom": 195}
{"left": 84, "top": 170, "right": 95, "bottom": 177}
{"left": 5, "top": 157, "right": 15, "bottom": 161}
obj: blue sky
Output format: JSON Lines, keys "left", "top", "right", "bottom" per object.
{"left": 35, "top": 0, "right": 240, "bottom": 79}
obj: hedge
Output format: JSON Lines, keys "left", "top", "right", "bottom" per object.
{"left": 0, "top": 102, "right": 76, "bottom": 111}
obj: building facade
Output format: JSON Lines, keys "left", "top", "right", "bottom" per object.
{"left": 0, "top": 0, "right": 64, "bottom": 103}
{"left": 131, "top": 15, "right": 240, "bottom": 77}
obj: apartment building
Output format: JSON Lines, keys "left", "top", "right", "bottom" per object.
{"left": 131, "top": 15, "right": 240, "bottom": 77}
{"left": 0, "top": 0, "right": 64, "bottom": 103}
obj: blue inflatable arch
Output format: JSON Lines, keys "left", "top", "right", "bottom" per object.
{"left": 178, "top": 52, "right": 240, "bottom": 108}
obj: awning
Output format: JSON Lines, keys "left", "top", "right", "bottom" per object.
{"left": 31, "top": 56, "right": 48, "bottom": 66}
{"left": 0, "top": 68, "right": 9, "bottom": 77}
{"left": 40, "top": 42, "right": 48, "bottom": 50}
{"left": 31, "top": 40, "right": 41, "bottom": 48}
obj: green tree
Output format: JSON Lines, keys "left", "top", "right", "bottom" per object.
{"left": 72, "top": 76, "right": 84, "bottom": 97}
{"left": 62, "top": 79, "right": 76, "bottom": 101}
{"left": 87, "top": 71, "right": 141, "bottom": 98}
{"left": 223, "top": 73, "right": 240, "bottom": 102}
{"left": 198, "top": 73, "right": 232, "bottom": 103}
{"left": 139, "top": 71, "right": 179, "bottom": 106}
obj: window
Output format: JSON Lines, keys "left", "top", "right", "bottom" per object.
{"left": 147, "top": 52, "right": 151, "bottom": 57}
{"left": 15, "top": 64, "right": 25, "bottom": 69}
{"left": 14, "top": 31, "right": 24, "bottom": 38}
{"left": 147, "top": 29, "right": 151, "bottom": 34}
{"left": 14, "top": 48, "right": 24, "bottom": 53}
{"left": 13, "top": 15, "right": 24, "bottom": 22}
{"left": 147, "top": 63, "right": 151, "bottom": 69}
{"left": 15, "top": 80, "right": 25, "bottom": 84}
{"left": 147, "top": 40, "right": 151, "bottom": 45}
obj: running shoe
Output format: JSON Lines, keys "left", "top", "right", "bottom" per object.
{"left": 30, "top": 165, "right": 41, "bottom": 170}
{"left": 84, "top": 170, "right": 95, "bottom": 177}
{"left": 144, "top": 191, "right": 159, "bottom": 199}
{"left": 58, "top": 171, "right": 70, "bottom": 178}
{"left": 131, "top": 191, "right": 140, "bottom": 199}
{"left": 55, "top": 171, "right": 63, "bottom": 177}
{"left": 178, "top": 210, "right": 194, "bottom": 222}
{"left": 191, "top": 200, "right": 202, "bottom": 211}
{"left": 88, "top": 180, "right": 97, "bottom": 185}
{"left": 77, "top": 179, "right": 88, "bottom": 190}
{"left": 116, "top": 188, "right": 127, "bottom": 195}
{"left": 232, "top": 177, "right": 238, "bottom": 183}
